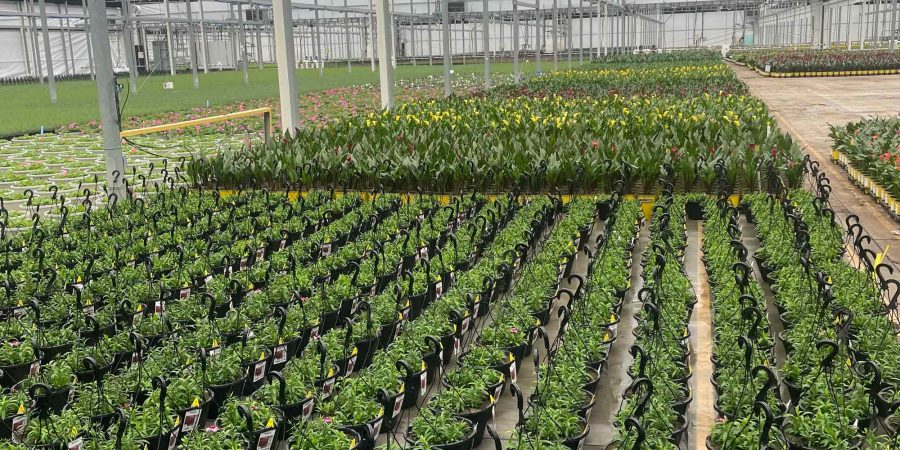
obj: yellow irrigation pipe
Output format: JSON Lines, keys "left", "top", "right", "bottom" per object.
{"left": 120, "top": 107, "right": 274, "bottom": 144}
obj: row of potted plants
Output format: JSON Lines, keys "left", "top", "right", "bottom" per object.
{"left": 729, "top": 49, "right": 900, "bottom": 73}
{"left": 475, "top": 197, "right": 601, "bottom": 449}
{"left": 517, "top": 195, "right": 641, "bottom": 450}
{"left": 613, "top": 191, "right": 695, "bottom": 449}
{"left": 188, "top": 88, "right": 805, "bottom": 194}
{"left": 700, "top": 196, "right": 783, "bottom": 449}
{"left": 747, "top": 190, "right": 898, "bottom": 448}
{"left": 830, "top": 116, "right": 900, "bottom": 215}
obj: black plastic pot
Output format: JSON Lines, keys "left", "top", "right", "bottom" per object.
{"left": 1, "top": 356, "right": 41, "bottom": 388}
{"left": 176, "top": 389, "right": 214, "bottom": 437}
{"left": 0, "top": 414, "right": 25, "bottom": 440}
{"left": 686, "top": 200, "right": 706, "bottom": 220}
{"left": 377, "top": 388, "right": 406, "bottom": 433}
{"left": 141, "top": 424, "right": 180, "bottom": 450}
{"left": 341, "top": 412, "right": 384, "bottom": 450}
{"left": 561, "top": 420, "right": 590, "bottom": 450}
{"left": 401, "top": 364, "right": 428, "bottom": 409}
{"left": 450, "top": 401, "right": 494, "bottom": 447}
{"left": 38, "top": 343, "right": 72, "bottom": 363}
{"left": 377, "top": 319, "right": 402, "bottom": 351}
{"left": 405, "top": 416, "right": 477, "bottom": 450}
{"left": 208, "top": 376, "right": 247, "bottom": 419}
{"left": 240, "top": 352, "right": 273, "bottom": 395}
{"left": 407, "top": 292, "right": 427, "bottom": 321}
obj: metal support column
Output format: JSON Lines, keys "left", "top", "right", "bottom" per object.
{"left": 369, "top": 0, "right": 376, "bottom": 71}
{"left": 482, "top": 0, "right": 490, "bottom": 88}
{"left": 346, "top": 0, "right": 352, "bottom": 71}
{"left": 186, "top": 0, "right": 200, "bottom": 88}
{"left": 38, "top": 0, "right": 56, "bottom": 103}
{"left": 891, "top": 0, "right": 898, "bottom": 50}
{"left": 120, "top": 0, "right": 138, "bottom": 92}
{"left": 375, "top": 0, "right": 395, "bottom": 107}
{"left": 512, "top": 0, "right": 520, "bottom": 82}
{"left": 238, "top": 1, "right": 249, "bottom": 83}
{"left": 273, "top": 0, "right": 299, "bottom": 135}
{"left": 427, "top": 0, "right": 433, "bottom": 65}
{"left": 163, "top": 0, "right": 176, "bottom": 76}
{"left": 442, "top": 0, "right": 451, "bottom": 96}
{"left": 86, "top": 0, "right": 126, "bottom": 198}
{"left": 566, "top": 0, "right": 572, "bottom": 67}
{"left": 313, "top": 0, "right": 323, "bottom": 76}
{"left": 199, "top": 0, "right": 209, "bottom": 73}
{"left": 536, "top": 2, "right": 543, "bottom": 73}
{"left": 255, "top": 6, "right": 264, "bottom": 68}
{"left": 552, "top": 0, "right": 558, "bottom": 70}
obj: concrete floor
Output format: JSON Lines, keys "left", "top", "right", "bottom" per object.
{"left": 730, "top": 65, "right": 900, "bottom": 267}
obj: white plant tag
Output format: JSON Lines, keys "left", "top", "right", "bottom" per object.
{"left": 302, "top": 399, "right": 314, "bottom": 420}
{"left": 461, "top": 317, "right": 471, "bottom": 334}
{"left": 392, "top": 396, "right": 403, "bottom": 418}
{"left": 256, "top": 429, "right": 275, "bottom": 450}
{"left": 509, "top": 363, "right": 518, "bottom": 384}
{"left": 435, "top": 282, "right": 443, "bottom": 299}
{"left": 453, "top": 337, "right": 461, "bottom": 356}
{"left": 29, "top": 361, "right": 40, "bottom": 376}
{"left": 346, "top": 355, "right": 358, "bottom": 374}
{"left": 67, "top": 437, "right": 84, "bottom": 450}
{"left": 273, "top": 345, "right": 287, "bottom": 365}
{"left": 372, "top": 418, "right": 383, "bottom": 436}
{"left": 321, "top": 243, "right": 332, "bottom": 257}
{"left": 256, "top": 248, "right": 265, "bottom": 260}
{"left": 11, "top": 416, "right": 26, "bottom": 443}
{"left": 181, "top": 408, "right": 201, "bottom": 433}
{"left": 252, "top": 360, "right": 267, "bottom": 382}
{"left": 419, "top": 372, "right": 427, "bottom": 397}
{"left": 323, "top": 377, "right": 335, "bottom": 397}
{"left": 179, "top": 288, "right": 191, "bottom": 300}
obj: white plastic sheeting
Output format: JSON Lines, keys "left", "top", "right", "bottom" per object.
{"left": 0, "top": 1, "right": 122, "bottom": 79}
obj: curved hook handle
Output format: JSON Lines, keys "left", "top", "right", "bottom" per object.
{"left": 816, "top": 340, "right": 839, "bottom": 370}
{"left": 624, "top": 416, "right": 645, "bottom": 450}
{"left": 752, "top": 365, "right": 777, "bottom": 403}
{"left": 267, "top": 371, "right": 288, "bottom": 405}
{"left": 237, "top": 405, "right": 255, "bottom": 432}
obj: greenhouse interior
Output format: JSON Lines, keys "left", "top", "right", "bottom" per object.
{"left": 0, "top": 0, "right": 899, "bottom": 448}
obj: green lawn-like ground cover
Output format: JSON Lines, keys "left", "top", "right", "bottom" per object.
{"left": 0, "top": 62, "right": 536, "bottom": 137}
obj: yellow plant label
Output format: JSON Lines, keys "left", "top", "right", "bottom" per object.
{"left": 191, "top": 397, "right": 200, "bottom": 408}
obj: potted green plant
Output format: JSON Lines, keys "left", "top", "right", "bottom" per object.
{"left": 219, "top": 397, "right": 282, "bottom": 450}
{"left": 288, "top": 417, "right": 360, "bottom": 450}
{"left": 405, "top": 410, "right": 476, "bottom": 450}
{"left": 180, "top": 426, "right": 248, "bottom": 450}
{"left": 316, "top": 392, "right": 384, "bottom": 450}
{"left": 429, "top": 384, "right": 495, "bottom": 447}
{"left": 22, "top": 409, "right": 84, "bottom": 449}
{"left": 0, "top": 390, "right": 27, "bottom": 441}
{"left": 0, "top": 340, "right": 39, "bottom": 388}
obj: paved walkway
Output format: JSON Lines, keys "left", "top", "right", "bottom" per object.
{"left": 730, "top": 64, "right": 900, "bottom": 266}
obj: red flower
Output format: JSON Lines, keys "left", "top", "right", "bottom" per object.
{"left": 591, "top": 140, "right": 599, "bottom": 149}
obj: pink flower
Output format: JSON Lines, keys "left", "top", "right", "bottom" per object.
{"left": 205, "top": 424, "right": 220, "bottom": 432}
{"left": 509, "top": 327, "right": 519, "bottom": 334}
{"left": 323, "top": 417, "right": 333, "bottom": 424}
